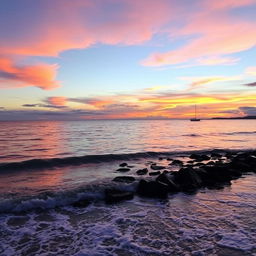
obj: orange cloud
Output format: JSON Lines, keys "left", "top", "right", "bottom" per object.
{"left": 0, "top": 57, "right": 60, "bottom": 90}
{"left": 47, "top": 97, "right": 67, "bottom": 106}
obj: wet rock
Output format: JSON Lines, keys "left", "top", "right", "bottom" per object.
{"left": 105, "top": 189, "right": 134, "bottom": 204}
{"left": 137, "top": 180, "right": 169, "bottom": 199}
{"left": 149, "top": 171, "right": 161, "bottom": 176}
{"left": 202, "top": 163, "right": 241, "bottom": 185}
{"left": 150, "top": 164, "right": 166, "bottom": 170}
{"left": 211, "top": 152, "right": 222, "bottom": 158}
{"left": 170, "top": 159, "right": 183, "bottom": 165}
{"left": 119, "top": 162, "right": 128, "bottom": 167}
{"left": 190, "top": 154, "right": 210, "bottom": 161}
{"left": 113, "top": 176, "right": 135, "bottom": 183}
{"left": 156, "top": 173, "right": 180, "bottom": 192}
{"left": 174, "top": 167, "right": 202, "bottom": 192}
{"left": 72, "top": 199, "right": 90, "bottom": 208}
{"left": 167, "top": 158, "right": 173, "bottom": 161}
{"left": 136, "top": 168, "right": 148, "bottom": 175}
{"left": 189, "top": 154, "right": 201, "bottom": 160}
{"left": 116, "top": 167, "right": 130, "bottom": 172}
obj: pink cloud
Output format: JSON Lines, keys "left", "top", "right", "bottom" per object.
{"left": 142, "top": 1, "right": 256, "bottom": 66}
{"left": 0, "top": 57, "right": 60, "bottom": 90}
{"left": 0, "top": 0, "right": 173, "bottom": 57}
{"left": 204, "top": 0, "right": 255, "bottom": 10}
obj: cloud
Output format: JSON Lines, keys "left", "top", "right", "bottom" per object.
{"left": 46, "top": 97, "right": 67, "bottom": 106}
{"left": 0, "top": 57, "right": 60, "bottom": 90}
{"left": 244, "top": 82, "right": 256, "bottom": 87}
{"left": 245, "top": 67, "right": 256, "bottom": 76}
{"left": 142, "top": 1, "right": 256, "bottom": 66}
{"left": 0, "top": 0, "right": 173, "bottom": 57}
{"left": 180, "top": 76, "right": 240, "bottom": 90}
{"left": 196, "top": 56, "right": 240, "bottom": 66}
{"left": 22, "top": 103, "right": 66, "bottom": 109}
{"left": 239, "top": 106, "right": 256, "bottom": 116}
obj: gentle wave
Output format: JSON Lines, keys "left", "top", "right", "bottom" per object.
{"left": 0, "top": 149, "right": 237, "bottom": 171}
{"left": 222, "top": 131, "right": 256, "bottom": 135}
{"left": 0, "top": 181, "right": 136, "bottom": 213}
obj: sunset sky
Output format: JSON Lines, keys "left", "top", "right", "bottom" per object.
{"left": 0, "top": 0, "right": 256, "bottom": 120}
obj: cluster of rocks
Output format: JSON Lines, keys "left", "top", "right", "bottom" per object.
{"left": 104, "top": 151, "right": 256, "bottom": 203}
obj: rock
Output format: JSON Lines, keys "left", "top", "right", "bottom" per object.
{"left": 189, "top": 154, "right": 210, "bottom": 161}
{"left": 137, "top": 180, "right": 168, "bottom": 198}
{"left": 149, "top": 171, "right": 161, "bottom": 176}
{"left": 116, "top": 167, "right": 130, "bottom": 172}
{"left": 72, "top": 199, "right": 90, "bottom": 208}
{"left": 167, "top": 158, "right": 173, "bottom": 161}
{"left": 150, "top": 164, "right": 166, "bottom": 170}
{"left": 158, "top": 157, "right": 163, "bottom": 160}
{"left": 156, "top": 173, "right": 180, "bottom": 192}
{"left": 119, "top": 162, "right": 128, "bottom": 167}
{"left": 170, "top": 159, "right": 183, "bottom": 165}
{"left": 136, "top": 168, "right": 148, "bottom": 175}
{"left": 202, "top": 163, "right": 241, "bottom": 185}
{"left": 105, "top": 189, "right": 134, "bottom": 203}
{"left": 189, "top": 154, "right": 201, "bottom": 160}
{"left": 211, "top": 152, "right": 222, "bottom": 158}
{"left": 113, "top": 176, "right": 135, "bottom": 183}
{"left": 174, "top": 167, "right": 202, "bottom": 192}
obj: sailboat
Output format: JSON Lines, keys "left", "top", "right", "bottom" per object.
{"left": 190, "top": 105, "right": 200, "bottom": 121}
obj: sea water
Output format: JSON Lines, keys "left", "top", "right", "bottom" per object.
{"left": 0, "top": 120, "right": 255, "bottom": 255}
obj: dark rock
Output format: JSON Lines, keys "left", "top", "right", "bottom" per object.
{"left": 156, "top": 173, "right": 180, "bottom": 192}
{"left": 116, "top": 167, "right": 130, "bottom": 172}
{"left": 189, "top": 154, "right": 201, "bottom": 160}
{"left": 190, "top": 154, "right": 210, "bottom": 161}
{"left": 136, "top": 168, "right": 148, "bottom": 175}
{"left": 137, "top": 180, "right": 168, "bottom": 198}
{"left": 174, "top": 167, "right": 202, "bottom": 192}
{"left": 150, "top": 164, "right": 166, "bottom": 170}
{"left": 167, "top": 158, "right": 173, "bottom": 161}
{"left": 119, "top": 162, "right": 128, "bottom": 167}
{"left": 149, "top": 171, "right": 161, "bottom": 176}
{"left": 105, "top": 189, "right": 134, "bottom": 203}
{"left": 206, "top": 161, "right": 215, "bottom": 165}
{"left": 202, "top": 163, "right": 241, "bottom": 185}
{"left": 211, "top": 153, "right": 222, "bottom": 158}
{"left": 113, "top": 176, "right": 136, "bottom": 183}
{"left": 158, "top": 157, "right": 163, "bottom": 160}
{"left": 72, "top": 199, "right": 90, "bottom": 208}
{"left": 170, "top": 159, "right": 183, "bottom": 165}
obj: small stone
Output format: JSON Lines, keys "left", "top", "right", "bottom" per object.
{"left": 136, "top": 168, "right": 148, "bottom": 175}
{"left": 149, "top": 171, "right": 161, "bottom": 176}
{"left": 113, "top": 176, "right": 135, "bottom": 183}
{"left": 119, "top": 162, "right": 128, "bottom": 167}
{"left": 116, "top": 167, "right": 130, "bottom": 172}
{"left": 150, "top": 164, "right": 165, "bottom": 170}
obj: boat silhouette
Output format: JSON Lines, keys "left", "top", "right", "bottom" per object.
{"left": 190, "top": 105, "right": 200, "bottom": 121}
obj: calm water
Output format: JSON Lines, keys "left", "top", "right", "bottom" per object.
{"left": 0, "top": 120, "right": 255, "bottom": 256}
{"left": 0, "top": 119, "right": 255, "bottom": 163}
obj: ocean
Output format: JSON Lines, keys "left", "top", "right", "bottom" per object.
{"left": 0, "top": 120, "right": 255, "bottom": 256}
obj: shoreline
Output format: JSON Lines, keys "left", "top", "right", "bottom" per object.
{"left": 0, "top": 149, "right": 255, "bottom": 213}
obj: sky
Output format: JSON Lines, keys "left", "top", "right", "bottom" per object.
{"left": 0, "top": 0, "right": 256, "bottom": 120}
